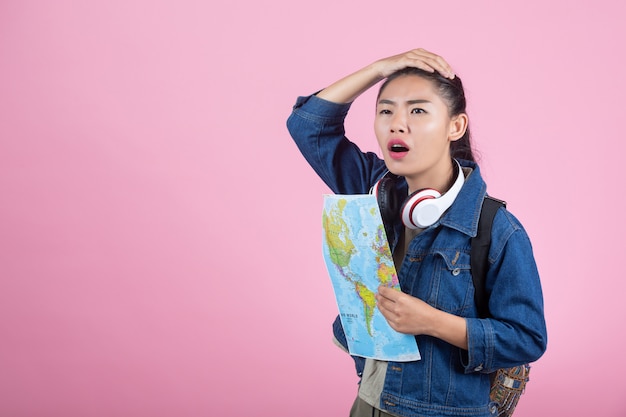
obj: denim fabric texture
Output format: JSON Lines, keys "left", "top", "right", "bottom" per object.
{"left": 287, "top": 94, "right": 547, "bottom": 417}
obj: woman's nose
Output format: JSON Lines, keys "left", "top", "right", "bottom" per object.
{"left": 390, "top": 112, "right": 406, "bottom": 133}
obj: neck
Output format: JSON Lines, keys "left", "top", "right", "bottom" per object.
{"left": 406, "top": 159, "right": 457, "bottom": 194}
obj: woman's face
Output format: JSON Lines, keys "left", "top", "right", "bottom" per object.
{"left": 374, "top": 74, "right": 463, "bottom": 191}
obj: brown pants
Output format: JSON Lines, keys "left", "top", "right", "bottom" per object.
{"left": 349, "top": 396, "right": 397, "bottom": 417}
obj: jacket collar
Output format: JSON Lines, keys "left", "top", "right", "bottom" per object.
{"left": 438, "top": 159, "right": 487, "bottom": 237}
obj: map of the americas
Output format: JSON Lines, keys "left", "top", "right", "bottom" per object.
{"left": 322, "top": 195, "right": 420, "bottom": 361}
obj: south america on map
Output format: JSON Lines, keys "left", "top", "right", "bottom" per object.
{"left": 322, "top": 194, "right": 420, "bottom": 362}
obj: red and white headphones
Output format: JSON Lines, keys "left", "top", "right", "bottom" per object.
{"left": 371, "top": 159, "right": 465, "bottom": 229}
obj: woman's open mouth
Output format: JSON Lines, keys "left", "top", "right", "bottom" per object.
{"left": 388, "top": 139, "right": 409, "bottom": 159}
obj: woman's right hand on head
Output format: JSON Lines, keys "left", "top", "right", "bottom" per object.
{"left": 372, "top": 48, "right": 455, "bottom": 79}
{"left": 316, "top": 48, "right": 453, "bottom": 104}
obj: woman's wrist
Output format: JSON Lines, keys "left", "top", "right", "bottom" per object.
{"left": 428, "top": 308, "right": 469, "bottom": 350}
{"left": 316, "top": 63, "right": 385, "bottom": 104}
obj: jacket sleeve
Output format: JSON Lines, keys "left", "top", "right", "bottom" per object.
{"left": 286, "top": 94, "right": 386, "bottom": 194}
{"left": 463, "top": 209, "right": 548, "bottom": 373}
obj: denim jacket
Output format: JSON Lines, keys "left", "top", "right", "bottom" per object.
{"left": 287, "top": 94, "right": 547, "bottom": 417}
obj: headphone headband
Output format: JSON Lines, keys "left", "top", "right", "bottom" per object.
{"left": 373, "top": 159, "right": 465, "bottom": 231}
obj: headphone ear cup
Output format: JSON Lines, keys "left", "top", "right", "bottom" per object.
{"left": 401, "top": 189, "right": 442, "bottom": 229}
{"left": 374, "top": 176, "right": 401, "bottom": 226}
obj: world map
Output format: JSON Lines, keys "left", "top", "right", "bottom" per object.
{"left": 322, "top": 195, "right": 420, "bottom": 362}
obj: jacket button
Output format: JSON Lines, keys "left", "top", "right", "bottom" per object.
{"left": 474, "top": 364, "right": 483, "bottom": 371}
{"left": 452, "top": 268, "right": 460, "bottom": 276}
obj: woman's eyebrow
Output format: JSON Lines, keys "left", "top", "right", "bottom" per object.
{"left": 406, "top": 99, "right": 431, "bottom": 105}
{"left": 377, "top": 99, "right": 431, "bottom": 105}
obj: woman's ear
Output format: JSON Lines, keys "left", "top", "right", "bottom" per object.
{"left": 448, "top": 113, "right": 468, "bottom": 142}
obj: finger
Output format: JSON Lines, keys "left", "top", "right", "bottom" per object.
{"left": 411, "top": 48, "right": 450, "bottom": 71}
{"left": 375, "top": 292, "right": 388, "bottom": 311}
{"left": 377, "top": 285, "right": 400, "bottom": 302}
{"left": 376, "top": 296, "right": 397, "bottom": 321}
{"left": 408, "top": 49, "right": 455, "bottom": 79}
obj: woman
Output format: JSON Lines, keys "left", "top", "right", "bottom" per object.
{"left": 286, "top": 49, "right": 547, "bottom": 417}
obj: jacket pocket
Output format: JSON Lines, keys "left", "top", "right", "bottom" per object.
{"left": 428, "top": 249, "right": 474, "bottom": 315}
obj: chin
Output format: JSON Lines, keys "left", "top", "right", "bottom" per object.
{"left": 383, "top": 158, "right": 413, "bottom": 177}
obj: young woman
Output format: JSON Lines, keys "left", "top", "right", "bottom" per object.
{"left": 286, "top": 49, "right": 547, "bottom": 417}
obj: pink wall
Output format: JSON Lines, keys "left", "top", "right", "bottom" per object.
{"left": 1, "top": 1, "right": 624, "bottom": 415}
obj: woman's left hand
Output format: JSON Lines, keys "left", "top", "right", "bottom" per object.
{"left": 376, "top": 286, "right": 435, "bottom": 335}
{"left": 376, "top": 286, "right": 469, "bottom": 349}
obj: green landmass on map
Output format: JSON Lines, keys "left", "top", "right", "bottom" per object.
{"left": 322, "top": 198, "right": 355, "bottom": 269}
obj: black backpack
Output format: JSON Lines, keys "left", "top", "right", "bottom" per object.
{"left": 471, "top": 196, "right": 531, "bottom": 417}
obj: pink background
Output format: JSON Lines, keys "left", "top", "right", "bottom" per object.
{"left": 1, "top": 1, "right": 624, "bottom": 416}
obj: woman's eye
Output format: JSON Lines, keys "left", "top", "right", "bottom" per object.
{"left": 411, "top": 108, "right": 425, "bottom": 114}
{"left": 378, "top": 109, "right": 392, "bottom": 115}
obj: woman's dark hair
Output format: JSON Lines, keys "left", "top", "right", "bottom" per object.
{"left": 377, "top": 67, "right": 476, "bottom": 162}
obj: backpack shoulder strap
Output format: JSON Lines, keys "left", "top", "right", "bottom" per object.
{"left": 470, "top": 196, "right": 506, "bottom": 318}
